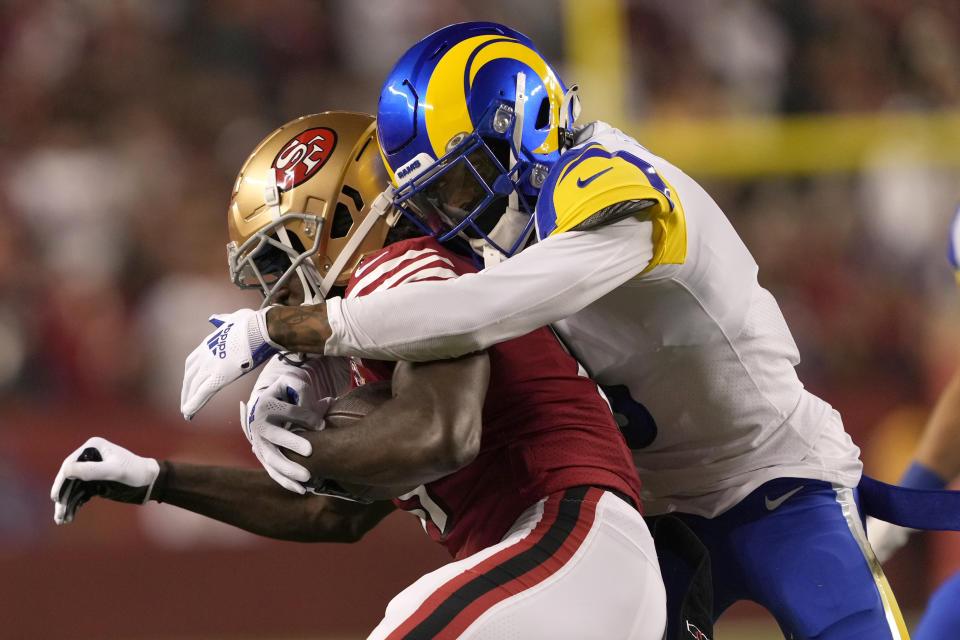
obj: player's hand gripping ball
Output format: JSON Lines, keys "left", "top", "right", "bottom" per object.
{"left": 292, "top": 381, "right": 414, "bottom": 502}
{"left": 241, "top": 358, "right": 335, "bottom": 494}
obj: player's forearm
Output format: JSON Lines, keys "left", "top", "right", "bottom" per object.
{"left": 914, "top": 368, "right": 960, "bottom": 482}
{"left": 295, "top": 412, "right": 466, "bottom": 488}
{"left": 265, "top": 303, "right": 332, "bottom": 354}
{"left": 153, "top": 462, "right": 391, "bottom": 542}
{"left": 294, "top": 355, "right": 489, "bottom": 487}
{"left": 325, "top": 218, "right": 654, "bottom": 361}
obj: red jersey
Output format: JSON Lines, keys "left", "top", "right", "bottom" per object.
{"left": 346, "top": 236, "right": 642, "bottom": 559}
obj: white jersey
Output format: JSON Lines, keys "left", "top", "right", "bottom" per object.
{"left": 326, "top": 121, "right": 862, "bottom": 517}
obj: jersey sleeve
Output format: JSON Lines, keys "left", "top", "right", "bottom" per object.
{"left": 324, "top": 217, "right": 654, "bottom": 362}
{"left": 535, "top": 143, "right": 687, "bottom": 275}
{"left": 343, "top": 239, "right": 468, "bottom": 372}
{"left": 345, "top": 243, "right": 464, "bottom": 299}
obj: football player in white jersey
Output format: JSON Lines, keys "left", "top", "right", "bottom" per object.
{"left": 180, "top": 23, "right": 908, "bottom": 639}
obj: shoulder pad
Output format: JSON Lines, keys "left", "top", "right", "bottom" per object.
{"left": 535, "top": 143, "right": 676, "bottom": 239}
{"left": 535, "top": 142, "right": 688, "bottom": 273}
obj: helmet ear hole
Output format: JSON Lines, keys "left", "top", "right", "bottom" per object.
{"left": 534, "top": 97, "right": 550, "bottom": 130}
{"left": 330, "top": 202, "right": 354, "bottom": 239}
{"left": 278, "top": 231, "right": 308, "bottom": 254}
{"left": 341, "top": 185, "right": 364, "bottom": 211}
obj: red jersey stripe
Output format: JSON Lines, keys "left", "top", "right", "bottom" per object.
{"left": 383, "top": 492, "right": 565, "bottom": 640}
{"left": 385, "top": 487, "right": 603, "bottom": 639}
{"left": 442, "top": 489, "right": 603, "bottom": 638}
{"left": 348, "top": 249, "right": 455, "bottom": 298}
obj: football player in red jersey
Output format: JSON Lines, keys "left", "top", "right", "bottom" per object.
{"left": 52, "top": 112, "right": 666, "bottom": 639}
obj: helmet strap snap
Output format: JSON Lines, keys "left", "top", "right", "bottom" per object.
{"left": 559, "top": 84, "right": 581, "bottom": 151}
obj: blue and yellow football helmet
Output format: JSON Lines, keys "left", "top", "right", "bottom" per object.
{"left": 376, "top": 22, "right": 579, "bottom": 259}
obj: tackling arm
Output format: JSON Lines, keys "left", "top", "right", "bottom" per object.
{"left": 267, "top": 217, "right": 653, "bottom": 361}
{"left": 182, "top": 218, "right": 649, "bottom": 419}
{"left": 289, "top": 352, "right": 490, "bottom": 488}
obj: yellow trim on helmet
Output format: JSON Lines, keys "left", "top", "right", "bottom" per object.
{"left": 424, "top": 35, "right": 566, "bottom": 160}
{"left": 424, "top": 35, "right": 503, "bottom": 160}
{"left": 465, "top": 40, "right": 565, "bottom": 155}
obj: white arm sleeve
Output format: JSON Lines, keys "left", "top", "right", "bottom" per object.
{"left": 324, "top": 217, "right": 654, "bottom": 361}
{"left": 300, "top": 355, "right": 352, "bottom": 397}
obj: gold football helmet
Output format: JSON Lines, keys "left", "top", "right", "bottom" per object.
{"left": 227, "top": 111, "right": 398, "bottom": 306}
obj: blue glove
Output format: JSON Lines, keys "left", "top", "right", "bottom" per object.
{"left": 899, "top": 460, "right": 947, "bottom": 490}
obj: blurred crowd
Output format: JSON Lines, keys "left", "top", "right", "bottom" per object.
{"left": 3, "top": 2, "right": 960, "bottom": 634}
{"left": 625, "top": 0, "right": 960, "bottom": 454}
{"left": 1, "top": 0, "right": 959, "bottom": 461}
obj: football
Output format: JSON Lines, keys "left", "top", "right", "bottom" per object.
{"left": 304, "top": 381, "right": 414, "bottom": 502}
{"left": 324, "top": 380, "right": 393, "bottom": 428}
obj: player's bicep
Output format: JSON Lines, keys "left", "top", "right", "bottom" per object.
{"left": 392, "top": 353, "right": 490, "bottom": 464}
{"left": 392, "top": 353, "right": 491, "bottom": 419}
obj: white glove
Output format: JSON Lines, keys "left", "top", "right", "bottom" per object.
{"left": 181, "top": 307, "right": 280, "bottom": 420}
{"left": 50, "top": 437, "right": 160, "bottom": 525}
{"left": 241, "top": 358, "right": 334, "bottom": 494}
{"left": 866, "top": 516, "right": 917, "bottom": 563}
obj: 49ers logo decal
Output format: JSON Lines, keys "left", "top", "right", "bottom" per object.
{"left": 272, "top": 127, "right": 337, "bottom": 191}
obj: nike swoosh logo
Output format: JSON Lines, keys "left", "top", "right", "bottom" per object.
{"left": 577, "top": 167, "right": 613, "bottom": 188}
{"left": 764, "top": 485, "right": 803, "bottom": 511}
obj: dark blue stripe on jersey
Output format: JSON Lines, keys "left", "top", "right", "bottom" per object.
{"left": 611, "top": 149, "right": 675, "bottom": 211}
{"left": 401, "top": 485, "right": 589, "bottom": 639}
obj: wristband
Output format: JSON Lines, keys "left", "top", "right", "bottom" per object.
{"left": 899, "top": 461, "right": 947, "bottom": 491}
{"left": 258, "top": 305, "right": 285, "bottom": 351}
{"left": 151, "top": 460, "right": 172, "bottom": 503}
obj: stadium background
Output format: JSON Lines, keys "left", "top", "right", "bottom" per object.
{"left": 3, "top": 0, "right": 960, "bottom": 638}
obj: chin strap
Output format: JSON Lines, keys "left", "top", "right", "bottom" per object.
{"left": 317, "top": 188, "right": 399, "bottom": 297}
{"left": 472, "top": 205, "right": 532, "bottom": 268}
{"left": 559, "top": 84, "right": 581, "bottom": 150}
{"left": 479, "top": 72, "right": 530, "bottom": 269}
{"left": 507, "top": 71, "right": 527, "bottom": 219}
